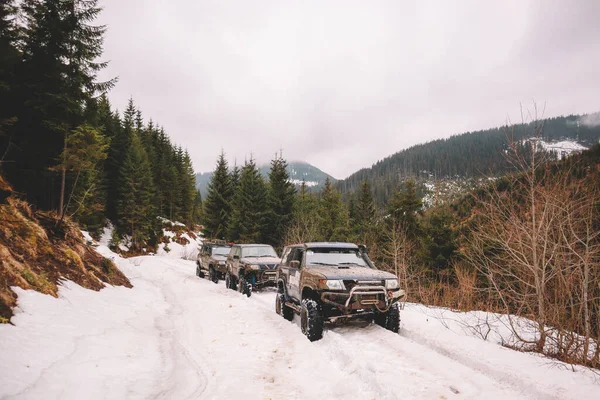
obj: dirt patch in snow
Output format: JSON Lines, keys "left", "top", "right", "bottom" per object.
{"left": 0, "top": 182, "right": 131, "bottom": 322}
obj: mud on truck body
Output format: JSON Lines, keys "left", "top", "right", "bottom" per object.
{"left": 225, "top": 244, "right": 279, "bottom": 297}
{"left": 275, "top": 242, "right": 406, "bottom": 341}
{"left": 196, "top": 241, "right": 231, "bottom": 283}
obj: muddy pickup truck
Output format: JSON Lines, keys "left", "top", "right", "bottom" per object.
{"left": 275, "top": 242, "right": 406, "bottom": 341}
{"left": 225, "top": 244, "right": 280, "bottom": 297}
{"left": 196, "top": 241, "right": 231, "bottom": 283}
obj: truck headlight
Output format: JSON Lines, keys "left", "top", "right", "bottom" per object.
{"left": 320, "top": 279, "right": 345, "bottom": 290}
{"left": 385, "top": 279, "right": 399, "bottom": 289}
{"left": 250, "top": 264, "right": 260, "bottom": 270}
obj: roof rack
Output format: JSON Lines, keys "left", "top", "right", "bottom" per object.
{"left": 204, "top": 239, "right": 232, "bottom": 246}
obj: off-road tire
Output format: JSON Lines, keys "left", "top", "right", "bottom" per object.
{"left": 276, "top": 294, "right": 294, "bottom": 321}
{"left": 226, "top": 272, "right": 236, "bottom": 290}
{"left": 375, "top": 303, "right": 400, "bottom": 333}
{"left": 239, "top": 275, "right": 251, "bottom": 297}
{"left": 209, "top": 267, "right": 218, "bottom": 284}
{"left": 300, "top": 298, "right": 323, "bottom": 341}
{"left": 196, "top": 263, "right": 203, "bottom": 278}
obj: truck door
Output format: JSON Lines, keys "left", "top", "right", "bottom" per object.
{"left": 287, "top": 248, "right": 304, "bottom": 301}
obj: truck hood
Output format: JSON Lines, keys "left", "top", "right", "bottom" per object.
{"left": 241, "top": 256, "right": 280, "bottom": 265}
{"left": 306, "top": 265, "right": 396, "bottom": 281}
{"left": 211, "top": 255, "right": 227, "bottom": 262}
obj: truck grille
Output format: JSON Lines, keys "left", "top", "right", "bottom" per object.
{"left": 344, "top": 280, "right": 384, "bottom": 290}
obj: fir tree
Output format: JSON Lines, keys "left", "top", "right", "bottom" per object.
{"left": 7, "top": 0, "right": 115, "bottom": 210}
{"left": 203, "top": 151, "right": 233, "bottom": 239}
{"left": 230, "top": 157, "right": 268, "bottom": 243}
{"left": 387, "top": 179, "right": 423, "bottom": 239}
{"left": 266, "top": 153, "right": 296, "bottom": 247}
{"left": 353, "top": 180, "right": 377, "bottom": 242}
{"left": 116, "top": 132, "right": 155, "bottom": 250}
{"left": 319, "top": 178, "right": 349, "bottom": 241}
{"left": 422, "top": 207, "right": 457, "bottom": 271}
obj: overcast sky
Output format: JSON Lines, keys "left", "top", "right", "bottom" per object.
{"left": 97, "top": 0, "right": 600, "bottom": 179}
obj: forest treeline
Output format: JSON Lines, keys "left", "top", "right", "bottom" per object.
{"left": 337, "top": 114, "right": 600, "bottom": 206}
{"left": 0, "top": 0, "right": 200, "bottom": 250}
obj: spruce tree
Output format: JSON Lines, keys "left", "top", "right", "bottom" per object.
{"left": 230, "top": 157, "right": 269, "bottom": 243}
{"left": 0, "top": 0, "right": 19, "bottom": 158}
{"left": 203, "top": 151, "right": 233, "bottom": 239}
{"left": 266, "top": 154, "right": 296, "bottom": 247}
{"left": 285, "top": 180, "right": 321, "bottom": 244}
{"left": 116, "top": 132, "right": 155, "bottom": 250}
{"left": 387, "top": 179, "right": 423, "bottom": 238}
{"left": 319, "top": 178, "right": 349, "bottom": 241}
{"left": 422, "top": 208, "right": 457, "bottom": 271}
{"left": 353, "top": 180, "right": 377, "bottom": 242}
{"left": 7, "top": 0, "right": 114, "bottom": 210}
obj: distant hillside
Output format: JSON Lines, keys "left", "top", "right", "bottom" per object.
{"left": 196, "top": 161, "right": 334, "bottom": 198}
{"left": 337, "top": 113, "right": 600, "bottom": 206}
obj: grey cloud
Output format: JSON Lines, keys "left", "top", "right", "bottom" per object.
{"left": 97, "top": 0, "right": 600, "bottom": 179}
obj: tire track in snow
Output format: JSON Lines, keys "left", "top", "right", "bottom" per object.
{"left": 128, "top": 258, "right": 211, "bottom": 400}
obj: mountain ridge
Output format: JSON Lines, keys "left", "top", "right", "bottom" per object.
{"left": 195, "top": 161, "right": 335, "bottom": 198}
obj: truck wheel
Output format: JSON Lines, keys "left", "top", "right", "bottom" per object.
{"left": 209, "top": 267, "right": 218, "bottom": 284}
{"left": 385, "top": 303, "right": 401, "bottom": 333}
{"left": 239, "top": 275, "right": 251, "bottom": 297}
{"left": 226, "top": 272, "right": 236, "bottom": 290}
{"left": 300, "top": 299, "right": 323, "bottom": 341}
{"left": 376, "top": 303, "right": 400, "bottom": 333}
{"left": 276, "top": 294, "right": 294, "bottom": 321}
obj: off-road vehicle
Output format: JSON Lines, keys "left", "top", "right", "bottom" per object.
{"left": 196, "top": 241, "right": 231, "bottom": 283}
{"left": 225, "top": 244, "right": 280, "bottom": 297}
{"left": 275, "top": 242, "right": 406, "bottom": 341}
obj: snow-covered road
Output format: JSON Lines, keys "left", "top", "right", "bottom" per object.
{"left": 1, "top": 252, "right": 599, "bottom": 400}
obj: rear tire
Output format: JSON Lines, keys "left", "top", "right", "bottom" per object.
{"left": 276, "top": 294, "right": 294, "bottom": 321}
{"left": 300, "top": 299, "right": 323, "bottom": 341}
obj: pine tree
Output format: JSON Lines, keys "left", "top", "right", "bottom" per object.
{"left": 230, "top": 157, "right": 269, "bottom": 243}
{"left": 203, "top": 151, "right": 233, "bottom": 239}
{"left": 387, "top": 179, "right": 423, "bottom": 239}
{"left": 7, "top": 0, "right": 115, "bottom": 210}
{"left": 178, "top": 150, "right": 197, "bottom": 226}
{"left": 0, "top": 0, "right": 19, "bottom": 160}
{"left": 106, "top": 99, "right": 135, "bottom": 220}
{"left": 319, "top": 178, "right": 349, "bottom": 241}
{"left": 116, "top": 132, "right": 155, "bottom": 250}
{"left": 353, "top": 180, "right": 377, "bottom": 242}
{"left": 284, "top": 180, "right": 321, "bottom": 244}
{"left": 422, "top": 207, "right": 457, "bottom": 271}
{"left": 266, "top": 154, "right": 296, "bottom": 247}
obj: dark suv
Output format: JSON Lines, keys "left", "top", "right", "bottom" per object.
{"left": 225, "top": 244, "right": 280, "bottom": 297}
{"left": 275, "top": 242, "right": 406, "bottom": 341}
{"left": 196, "top": 241, "right": 231, "bottom": 283}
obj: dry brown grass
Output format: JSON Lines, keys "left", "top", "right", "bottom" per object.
{"left": 0, "top": 193, "right": 132, "bottom": 322}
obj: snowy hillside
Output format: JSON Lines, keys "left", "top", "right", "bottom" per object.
{"left": 532, "top": 138, "right": 589, "bottom": 160}
{"left": 1, "top": 243, "right": 599, "bottom": 399}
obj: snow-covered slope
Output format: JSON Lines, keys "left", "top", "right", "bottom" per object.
{"left": 1, "top": 247, "right": 599, "bottom": 399}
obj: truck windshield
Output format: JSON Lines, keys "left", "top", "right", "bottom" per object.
{"left": 241, "top": 246, "right": 278, "bottom": 258}
{"left": 305, "top": 248, "right": 370, "bottom": 268}
{"left": 212, "top": 247, "right": 230, "bottom": 256}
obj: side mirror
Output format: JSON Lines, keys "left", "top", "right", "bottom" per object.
{"left": 358, "top": 244, "right": 368, "bottom": 254}
{"left": 290, "top": 260, "right": 300, "bottom": 269}
{"left": 233, "top": 255, "right": 240, "bottom": 260}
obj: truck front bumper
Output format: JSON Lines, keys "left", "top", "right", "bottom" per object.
{"left": 320, "top": 286, "right": 406, "bottom": 313}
